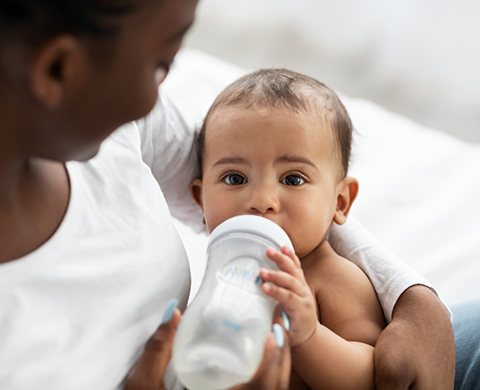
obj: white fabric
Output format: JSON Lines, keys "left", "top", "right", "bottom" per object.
{"left": 164, "top": 48, "right": 479, "bottom": 316}
{"left": 343, "top": 96, "right": 480, "bottom": 308}
{"left": 137, "top": 92, "right": 203, "bottom": 230}
{"left": 328, "top": 216, "right": 440, "bottom": 323}
{"left": 0, "top": 107, "right": 191, "bottom": 390}
{"left": 2, "top": 46, "right": 476, "bottom": 389}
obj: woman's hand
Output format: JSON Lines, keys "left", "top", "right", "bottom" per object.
{"left": 125, "top": 301, "right": 291, "bottom": 390}
{"left": 374, "top": 285, "right": 455, "bottom": 390}
{"left": 125, "top": 306, "right": 182, "bottom": 390}
{"left": 260, "top": 246, "right": 318, "bottom": 348}
{"left": 231, "top": 323, "right": 291, "bottom": 390}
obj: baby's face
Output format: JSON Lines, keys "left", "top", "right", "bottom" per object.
{"left": 193, "top": 107, "right": 345, "bottom": 258}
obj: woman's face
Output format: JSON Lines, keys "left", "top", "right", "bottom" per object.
{"left": 35, "top": 0, "right": 198, "bottom": 161}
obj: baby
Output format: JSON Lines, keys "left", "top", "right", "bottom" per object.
{"left": 190, "top": 69, "right": 385, "bottom": 390}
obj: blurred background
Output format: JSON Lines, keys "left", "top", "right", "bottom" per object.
{"left": 183, "top": 0, "right": 480, "bottom": 142}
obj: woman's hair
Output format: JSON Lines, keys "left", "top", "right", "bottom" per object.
{"left": 198, "top": 68, "right": 353, "bottom": 178}
{"left": 0, "top": 0, "right": 146, "bottom": 45}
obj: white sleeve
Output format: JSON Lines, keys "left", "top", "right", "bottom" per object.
{"left": 328, "top": 215, "right": 452, "bottom": 323}
{"left": 136, "top": 90, "right": 204, "bottom": 231}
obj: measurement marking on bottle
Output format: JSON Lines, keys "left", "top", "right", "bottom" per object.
{"left": 222, "top": 319, "right": 243, "bottom": 331}
{"left": 217, "top": 258, "right": 267, "bottom": 294}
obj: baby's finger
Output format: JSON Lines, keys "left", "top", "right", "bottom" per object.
{"left": 266, "top": 248, "right": 303, "bottom": 279}
{"left": 262, "top": 283, "right": 303, "bottom": 312}
{"left": 259, "top": 268, "right": 307, "bottom": 297}
{"left": 281, "top": 245, "right": 301, "bottom": 268}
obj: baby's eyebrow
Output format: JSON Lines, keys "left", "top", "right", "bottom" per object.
{"left": 276, "top": 155, "right": 317, "bottom": 169}
{"left": 212, "top": 156, "right": 249, "bottom": 167}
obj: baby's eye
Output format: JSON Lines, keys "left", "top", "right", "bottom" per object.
{"left": 281, "top": 174, "right": 305, "bottom": 186}
{"left": 224, "top": 174, "right": 247, "bottom": 185}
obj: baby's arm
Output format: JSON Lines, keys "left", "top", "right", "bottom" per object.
{"left": 329, "top": 216, "right": 455, "bottom": 390}
{"left": 260, "top": 244, "right": 384, "bottom": 390}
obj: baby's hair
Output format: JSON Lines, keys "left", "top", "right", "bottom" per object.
{"left": 198, "top": 68, "right": 353, "bottom": 178}
{"left": 0, "top": 0, "right": 149, "bottom": 46}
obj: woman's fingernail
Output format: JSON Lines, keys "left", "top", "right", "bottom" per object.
{"left": 273, "top": 323, "right": 284, "bottom": 347}
{"left": 162, "top": 298, "right": 178, "bottom": 323}
{"left": 282, "top": 310, "right": 290, "bottom": 331}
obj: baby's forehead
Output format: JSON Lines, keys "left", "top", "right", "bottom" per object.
{"left": 209, "top": 105, "right": 336, "bottom": 148}
{"left": 204, "top": 104, "right": 343, "bottom": 172}
{"left": 207, "top": 104, "right": 334, "bottom": 139}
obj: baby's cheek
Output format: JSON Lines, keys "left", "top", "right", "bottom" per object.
{"left": 203, "top": 203, "right": 235, "bottom": 234}
{"left": 291, "top": 217, "right": 331, "bottom": 258}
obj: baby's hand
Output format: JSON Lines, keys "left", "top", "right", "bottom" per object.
{"left": 260, "top": 246, "right": 317, "bottom": 348}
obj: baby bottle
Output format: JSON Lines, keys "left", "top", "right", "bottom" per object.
{"left": 172, "top": 215, "right": 293, "bottom": 390}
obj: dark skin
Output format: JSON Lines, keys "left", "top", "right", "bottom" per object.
{"left": 0, "top": 0, "right": 291, "bottom": 388}
{"left": 375, "top": 285, "right": 455, "bottom": 390}
{"left": 126, "top": 309, "right": 291, "bottom": 390}
{"left": 0, "top": 0, "right": 454, "bottom": 388}
{"left": 0, "top": 0, "right": 197, "bottom": 264}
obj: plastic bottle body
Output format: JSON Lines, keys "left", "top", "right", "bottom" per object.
{"left": 173, "top": 217, "right": 290, "bottom": 390}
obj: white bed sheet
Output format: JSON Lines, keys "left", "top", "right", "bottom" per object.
{"left": 162, "top": 48, "right": 480, "bottom": 307}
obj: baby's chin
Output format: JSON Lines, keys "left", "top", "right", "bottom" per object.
{"left": 295, "top": 240, "right": 327, "bottom": 261}
{"left": 291, "top": 244, "right": 310, "bottom": 260}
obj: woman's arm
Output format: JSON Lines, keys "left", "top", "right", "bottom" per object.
{"left": 374, "top": 286, "right": 455, "bottom": 390}
{"left": 328, "top": 215, "right": 449, "bottom": 322}
{"left": 329, "top": 216, "right": 455, "bottom": 390}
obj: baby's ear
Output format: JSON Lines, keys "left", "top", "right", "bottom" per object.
{"left": 190, "top": 178, "right": 204, "bottom": 210}
{"left": 333, "top": 177, "right": 359, "bottom": 225}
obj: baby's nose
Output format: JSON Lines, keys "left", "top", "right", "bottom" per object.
{"left": 246, "top": 187, "right": 279, "bottom": 215}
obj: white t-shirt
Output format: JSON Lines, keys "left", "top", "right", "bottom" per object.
{"left": 0, "top": 90, "right": 443, "bottom": 390}
{"left": 0, "top": 94, "right": 194, "bottom": 390}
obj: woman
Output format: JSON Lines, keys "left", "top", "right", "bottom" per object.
{"left": 0, "top": 0, "right": 474, "bottom": 389}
